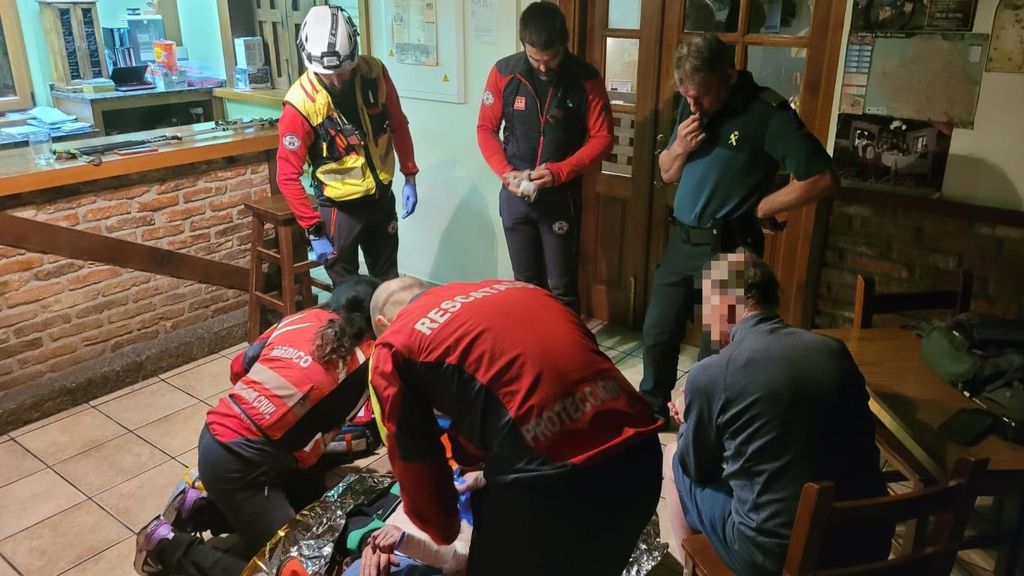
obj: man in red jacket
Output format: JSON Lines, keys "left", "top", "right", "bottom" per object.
{"left": 277, "top": 5, "right": 419, "bottom": 286}
{"left": 476, "top": 2, "right": 613, "bottom": 312}
{"left": 367, "top": 277, "right": 662, "bottom": 576}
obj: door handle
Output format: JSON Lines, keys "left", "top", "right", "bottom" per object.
{"left": 653, "top": 134, "right": 668, "bottom": 187}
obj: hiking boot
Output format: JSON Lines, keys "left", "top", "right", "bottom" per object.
{"left": 134, "top": 516, "right": 173, "bottom": 575}
{"left": 162, "top": 480, "right": 207, "bottom": 532}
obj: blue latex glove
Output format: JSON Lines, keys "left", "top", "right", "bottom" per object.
{"left": 401, "top": 181, "right": 418, "bottom": 219}
{"left": 453, "top": 469, "right": 475, "bottom": 526}
{"left": 309, "top": 236, "right": 334, "bottom": 265}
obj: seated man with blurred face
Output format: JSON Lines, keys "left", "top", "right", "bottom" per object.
{"left": 661, "top": 252, "right": 889, "bottom": 575}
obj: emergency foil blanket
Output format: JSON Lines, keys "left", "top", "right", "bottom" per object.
{"left": 621, "top": 514, "right": 669, "bottom": 576}
{"left": 242, "top": 472, "right": 395, "bottom": 576}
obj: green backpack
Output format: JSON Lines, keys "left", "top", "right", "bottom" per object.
{"left": 920, "top": 316, "right": 1024, "bottom": 443}
{"left": 920, "top": 316, "right": 1024, "bottom": 395}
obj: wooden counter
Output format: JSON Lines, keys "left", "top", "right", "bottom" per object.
{"left": 0, "top": 121, "right": 279, "bottom": 198}
{"left": 213, "top": 87, "right": 287, "bottom": 107}
{"left": 0, "top": 121, "right": 281, "bottom": 432}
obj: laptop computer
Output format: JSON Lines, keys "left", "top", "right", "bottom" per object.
{"left": 110, "top": 65, "right": 155, "bottom": 92}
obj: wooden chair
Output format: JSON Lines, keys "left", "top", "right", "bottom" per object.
{"left": 853, "top": 269, "right": 973, "bottom": 329}
{"left": 681, "top": 457, "right": 987, "bottom": 576}
{"left": 243, "top": 195, "right": 330, "bottom": 342}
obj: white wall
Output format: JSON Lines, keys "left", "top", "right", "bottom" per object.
{"left": 16, "top": 0, "right": 57, "bottom": 107}
{"left": 828, "top": 0, "right": 1024, "bottom": 211}
{"left": 178, "top": 0, "right": 226, "bottom": 77}
{"left": 366, "top": 0, "right": 527, "bottom": 284}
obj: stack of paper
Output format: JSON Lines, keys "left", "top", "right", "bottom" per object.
{"left": 22, "top": 106, "right": 93, "bottom": 137}
{"left": 27, "top": 106, "right": 76, "bottom": 125}
{"left": 0, "top": 125, "right": 47, "bottom": 137}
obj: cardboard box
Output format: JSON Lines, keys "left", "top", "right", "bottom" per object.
{"left": 234, "top": 37, "right": 265, "bottom": 68}
{"left": 81, "top": 79, "right": 115, "bottom": 94}
{"left": 234, "top": 66, "right": 272, "bottom": 90}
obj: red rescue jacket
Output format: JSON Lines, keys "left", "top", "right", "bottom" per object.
{"left": 370, "top": 280, "right": 659, "bottom": 543}
{"left": 208, "top": 308, "right": 373, "bottom": 468}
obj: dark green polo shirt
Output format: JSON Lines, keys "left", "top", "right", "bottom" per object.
{"left": 668, "top": 71, "right": 832, "bottom": 228}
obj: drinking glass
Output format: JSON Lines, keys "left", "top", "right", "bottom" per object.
{"left": 28, "top": 131, "right": 55, "bottom": 167}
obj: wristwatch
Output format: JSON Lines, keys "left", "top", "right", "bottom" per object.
{"left": 305, "top": 222, "right": 326, "bottom": 239}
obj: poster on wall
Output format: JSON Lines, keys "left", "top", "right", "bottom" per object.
{"left": 850, "top": 0, "right": 979, "bottom": 32}
{"left": 833, "top": 113, "right": 951, "bottom": 195}
{"left": 987, "top": 0, "right": 1024, "bottom": 73}
{"left": 470, "top": 0, "right": 498, "bottom": 44}
{"left": 839, "top": 32, "right": 988, "bottom": 128}
{"left": 391, "top": 0, "right": 439, "bottom": 66}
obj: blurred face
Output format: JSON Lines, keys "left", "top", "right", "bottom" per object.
{"left": 702, "top": 279, "right": 744, "bottom": 349}
{"left": 678, "top": 70, "right": 736, "bottom": 117}
{"left": 316, "top": 68, "right": 353, "bottom": 91}
{"left": 524, "top": 44, "right": 565, "bottom": 81}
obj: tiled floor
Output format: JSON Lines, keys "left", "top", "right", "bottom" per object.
{"left": 0, "top": 322, "right": 997, "bottom": 575}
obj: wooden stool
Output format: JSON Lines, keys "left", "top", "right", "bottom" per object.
{"left": 243, "top": 195, "right": 330, "bottom": 342}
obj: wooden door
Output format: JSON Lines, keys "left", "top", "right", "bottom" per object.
{"left": 75, "top": 3, "right": 106, "bottom": 81}
{"left": 39, "top": 1, "right": 106, "bottom": 85}
{"left": 577, "top": 0, "right": 665, "bottom": 327}
{"left": 254, "top": 0, "right": 291, "bottom": 89}
{"left": 650, "top": 0, "right": 847, "bottom": 327}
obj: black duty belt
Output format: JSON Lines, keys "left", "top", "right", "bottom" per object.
{"left": 679, "top": 220, "right": 720, "bottom": 245}
{"left": 675, "top": 219, "right": 723, "bottom": 247}
{"left": 672, "top": 215, "right": 765, "bottom": 254}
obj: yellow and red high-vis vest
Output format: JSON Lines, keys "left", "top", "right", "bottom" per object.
{"left": 283, "top": 58, "right": 395, "bottom": 202}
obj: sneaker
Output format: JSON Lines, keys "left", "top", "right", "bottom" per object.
{"left": 134, "top": 516, "right": 173, "bottom": 575}
{"left": 162, "top": 480, "right": 207, "bottom": 532}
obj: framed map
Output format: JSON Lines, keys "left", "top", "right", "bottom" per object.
{"left": 839, "top": 32, "right": 989, "bottom": 128}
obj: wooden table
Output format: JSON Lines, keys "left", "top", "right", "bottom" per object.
{"left": 819, "top": 327, "right": 1024, "bottom": 574}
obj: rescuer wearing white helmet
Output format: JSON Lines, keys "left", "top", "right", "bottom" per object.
{"left": 278, "top": 5, "right": 420, "bottom": 287}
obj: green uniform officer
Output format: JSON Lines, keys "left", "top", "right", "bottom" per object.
{"left": 639, "top": 33, "right": 837, "bottom": 423}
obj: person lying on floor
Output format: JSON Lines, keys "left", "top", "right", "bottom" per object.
{"left": 661, "top": 252, "right": 889, "bottom": 574}
{"left": 343, "top": 470, "right": 483, "bottom": 576}
{"left": 134, "top": 275, "right": 382, "bottom": 576}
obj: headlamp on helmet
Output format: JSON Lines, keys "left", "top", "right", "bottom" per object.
{"left": 298, "top": 6, "right": 360, "bottom": 74}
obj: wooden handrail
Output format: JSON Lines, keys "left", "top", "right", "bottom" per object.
{"left": 0, "top": 212, "right": 248, "bottom": 291}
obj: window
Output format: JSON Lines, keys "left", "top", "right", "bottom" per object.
{"left": 0, "top": 0, "right": 33, "bottom": 112}
{"left": 680, "top": 0, "right": 812, "bottom": 113}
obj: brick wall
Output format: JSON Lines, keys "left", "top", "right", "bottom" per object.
{"left": 815, "top": 199, "right": 1024, "bottom": 328}
{"left": 0, "top": 155, "right": 272, "bottom": 431}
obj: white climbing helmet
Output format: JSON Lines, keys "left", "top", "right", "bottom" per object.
{"left": 297, "top": 5, "right": 359, "bottom": 74}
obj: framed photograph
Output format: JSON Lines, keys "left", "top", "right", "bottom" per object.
{"left": 833, "top": 113, "right": 951, "bottom": 195}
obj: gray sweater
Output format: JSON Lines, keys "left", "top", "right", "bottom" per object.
{"left": 677, "top": 313, "right": 884, "bottom": 572}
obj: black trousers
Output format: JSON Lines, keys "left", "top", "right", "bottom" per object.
{"left": 158, "top": 427, "right": 329, "bottom": 576}
{"left": 639, "top": 221, "right": 764, "bottom": 416}
{"left": 320, "top": 190, "right": 399, "bottom": 286}
{"left": 499, "top": 185, "right": 581, "bottom": 313}
{"left": 465, "top": 437, "right": 662, "bottom": 576}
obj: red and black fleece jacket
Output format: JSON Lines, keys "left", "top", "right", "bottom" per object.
{"left": 476, "top": 51, "right": 614, "bottom": 189}
{"left": 369, "top": 280, "right": 660, "bottom": 544}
